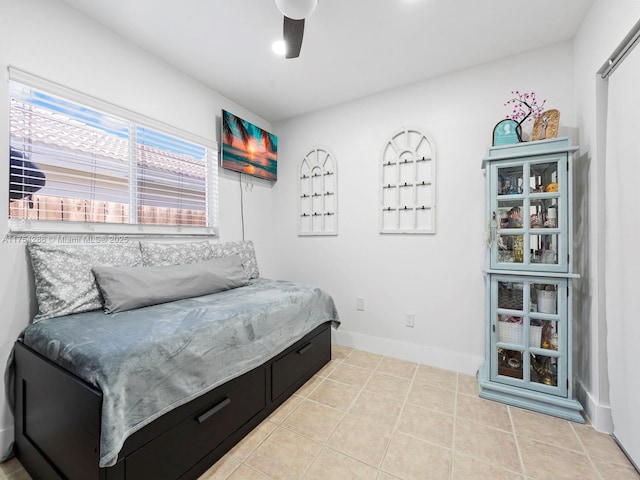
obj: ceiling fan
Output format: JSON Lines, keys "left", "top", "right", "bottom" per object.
{"left": 275, "top": 0, "right": 318, "bottom": 59}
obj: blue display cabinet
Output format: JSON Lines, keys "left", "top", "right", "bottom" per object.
{"left": 478, "top": 137, "right": 584, "bottom": 423}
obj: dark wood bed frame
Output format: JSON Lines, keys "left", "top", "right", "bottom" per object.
{"left": 14, "top": 321, "right": 332, "bottom": 480}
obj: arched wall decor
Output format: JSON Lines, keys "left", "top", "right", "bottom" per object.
{"left": 380, "top": 127, "right": 436, "bottom": 234}
{"left": 298, "top": 146, "right": 338, "bottom": 236}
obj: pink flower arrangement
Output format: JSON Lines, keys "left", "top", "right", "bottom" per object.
{"left": 504, "top": 91, "right": 547, "bottom": 139}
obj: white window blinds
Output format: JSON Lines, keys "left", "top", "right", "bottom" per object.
{"left": 8, "top": 69, "right": 218, "bottom": 235}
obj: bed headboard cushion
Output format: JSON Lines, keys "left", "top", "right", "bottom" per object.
{"left": 140, "top": 241, "right": 213, "bottom": 267}
{"left": 210, "top": 240, "right": 259, "bottom": 279}
{"left": 28, "top": 242, "right": 143, "bottom": 321}
{"left": 93, "top": 255, "right": 249, "bottom": 313}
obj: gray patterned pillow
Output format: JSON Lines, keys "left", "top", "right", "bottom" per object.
{"left": 140, "top": 241, "right": 213, "bottom": 267}
{"left": 28, "top": 242, "right": 143, "bottom": 321}
{"left": 210, "top": 240, "right": 259, "bottom": 279}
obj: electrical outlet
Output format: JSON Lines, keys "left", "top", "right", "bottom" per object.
{"left": 405, "top": 313, "right": 415, "bottom": 328}
{"left": 356, "top": 297, "right": 365, "bottom": 311}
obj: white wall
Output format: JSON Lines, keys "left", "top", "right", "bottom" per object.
{"left": 0, "top": 0, "right": 276, "bottom": 454}
{"left": 273, "top": 43, "right": 577, "bottom": 376}
{"left": 572, "top": 0, "right": 640, "bottom": 432}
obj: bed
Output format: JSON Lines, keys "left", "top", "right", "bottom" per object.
{"left": 10, "top": 240, "right": 339, "bottom": 480}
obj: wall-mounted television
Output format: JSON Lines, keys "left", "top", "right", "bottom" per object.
{"left": 221, "top": 110, "right": 278, "bottom": 181}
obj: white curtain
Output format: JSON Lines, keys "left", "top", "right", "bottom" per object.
{"left": 605, "top": 42, "right": 640, "bottom": 468}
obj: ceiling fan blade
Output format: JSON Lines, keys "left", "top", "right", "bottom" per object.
{"left": 283, "top": 16, "right": 305, "bottom": 59}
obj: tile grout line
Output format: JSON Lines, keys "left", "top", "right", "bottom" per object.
{"left": 298, "top": 348, "right": 361, "bottom": 480}
{"left": 568, "top": 421, "right": 606, "bottom": 480}
{"left": 317, "top": 351, "right": 420, "bottom": 477}
{"left": 219, "top": 456, "right": 242, "bottom": 480}
{"left": 508, "top": 406, "right": 529, "bottom": 480}
{"left": 293, "top": 351, "right": 347, "bottom": 480}
{"left": 317, "top": 349, "right": 394, "bottom": 474}
{"left": 305, "top": 348, "right": 387, "bottom": 476}
{"left": 235, "top": 418, "right": 289, "bottom": 479}
{"left": 449, "top": 374, "right": 459, "bottom": 480}
{"left": 349, "top": 354, "right": 399, "bottom": 474}
{"left": 345, "top": 351, "right": 407, "bottom": 477}
{"left": 325, "top": 349, "right": 384, "bottom": 478}
{"left": 375, "top": 355, "right": 419, "bottom": 479}
{"left": 243, "top": 462, "right": 276, "bottom": 480}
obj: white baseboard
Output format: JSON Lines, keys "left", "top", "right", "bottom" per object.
{"left": 0, "top": 425, "right": 14, "bottom": 460}
{"left": 576, "top": 377, "right": 613, "bottom": 433}
{"left": 332, "top": 329, "right": 484, "bottom": 376}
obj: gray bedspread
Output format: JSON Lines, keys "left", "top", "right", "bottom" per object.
{"left": 21, "top": 278, "right": 340, "bottom": 468}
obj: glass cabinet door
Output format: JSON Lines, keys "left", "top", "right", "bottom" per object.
{"left": 490, "top": 155, "right": 568, "bottom": 272}
{"left": 491, "top": 275, "right": 567, "bottom": 396}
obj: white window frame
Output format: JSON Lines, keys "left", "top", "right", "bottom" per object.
{"left": 7, "top": 67, "right": 219, "bottom": 236}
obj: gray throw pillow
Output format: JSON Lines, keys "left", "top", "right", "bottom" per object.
{"left": 93, "top": 255, "right": 249, "bottom": 313}
{"left": 28, "top": 242, "right": 143, "bottom": 321}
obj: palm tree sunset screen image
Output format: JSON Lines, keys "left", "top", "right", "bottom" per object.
{"left": 221, "top": 110, "right": 278, "bottom": 181}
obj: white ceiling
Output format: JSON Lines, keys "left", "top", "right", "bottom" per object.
{"left": 59, "top": 0, "right": 593, "bottom": 123}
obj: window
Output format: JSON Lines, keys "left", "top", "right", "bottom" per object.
{"left": 8, "top": 69, "right": 218, "bottom": 235}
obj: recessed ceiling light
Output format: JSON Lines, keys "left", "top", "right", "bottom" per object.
{"left": 272, "top": 40, "right": 286, "bottom": 56}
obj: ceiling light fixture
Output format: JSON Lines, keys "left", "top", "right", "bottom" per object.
{"left": 272, "top": 40, "right": 286, "bottom": 56}
{"left": 275, "top": 0, "right": 318, "bottom": 20}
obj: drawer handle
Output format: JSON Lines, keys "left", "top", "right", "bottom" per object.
{"left": 297, "top": 343, "right": 313, "bottom": 355}
{"left": 197, "top": 397, "right": 231, "bottom": 424}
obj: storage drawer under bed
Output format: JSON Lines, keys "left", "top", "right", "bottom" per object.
{"left": 125, "top": 366, "right": 266, "bottom": 480}
{"left": 271, "top": 326, "right": 331, "bottom": 401}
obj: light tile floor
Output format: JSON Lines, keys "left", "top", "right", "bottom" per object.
{"left": 2, "top": 345, "right": 638, "bottom": 480}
